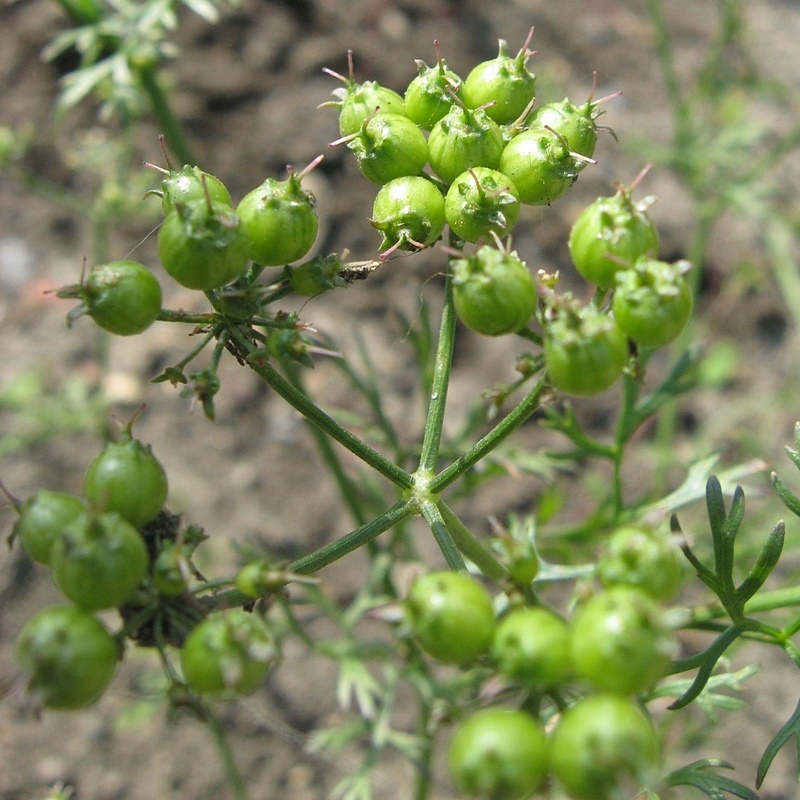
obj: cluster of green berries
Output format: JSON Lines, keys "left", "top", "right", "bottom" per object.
{"left": 55, "top": 35, "right": 694, "bottom": 407}
{"left": 325, "top": 38, "right": 693, "bottom": 397}
{"left": 58, "top": 153, "right": 324, "bottom": 336}
{"left": 10, "top": 420, "right": 276, "bottom": 709}
{"left": 405, "top": 525, "right": 682, "bottom": 800}
{"left": 544, "top": 177, "right": 693, "bottom": 395}
{"left": 324, "top": 33, "right": 600, "bottom": 257}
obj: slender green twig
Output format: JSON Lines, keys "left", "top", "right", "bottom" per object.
{"left": 137, "top": 64, "right": 195, "bottom": 166}
{"left": 418, "top": 267, "right": 457, "bottom": 474}
{"left": 228, "top": 326, "right": 413, "bottom": 489}
{"left": 437, "top": 501, "right": 508, "bottom": 584}
{"left": 419, "top": 499, "right": 466, "bottom": 571}
{"left": 205, "top": 704, "right": 250, "bottom": 800}
{"left": 429, "top": 376, "right": 547, "bottom": 493}
{"left": 289, "top": 499, "right": 415, "bottom": 575}
{"left": 282, "top": 360, "right": 371, "bottom": 526}
{"left": 688, "top": 585, "right": 800, "bottom": 626}
{"left": 157, "top": 309, "right": 219, "bottom": 325}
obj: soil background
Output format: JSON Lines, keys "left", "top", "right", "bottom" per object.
{"left": 2, "top": 1, "right": 800, "bottom": 799}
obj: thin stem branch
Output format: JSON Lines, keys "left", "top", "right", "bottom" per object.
{"left": 429, "top": 376, "right": 547, "bottom": 493}
{"left": 289, "top": 499, "right": 415, "bottom": 575}
{"left": 229, "top": 326, "right": 413, "bottom": 490}
{"left": 138, "top": 64, "right": 195, "bottom": 166}
{"left": 688, "top": 585, "right": 800, "bottom": 626}
{"left": 437, "top": 501, "right": 509, "bottom": 584}
{"left": 418, "top": 264, "right": 457, "bottom": 474}
{"left": 205, "top": 705, "right": 250, "bottom": 800}
{"left": 282, "top": 360, "right": 370, "bottom": 526}
{"left": 419, "top": 498, "right": 466, "bottom": 572}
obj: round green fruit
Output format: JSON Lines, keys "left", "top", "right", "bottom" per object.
{"left": 428, "top": 105, "right": 505, "bottom": 185}
{"left": 346, "top": 112, "right": 428, "bottom": 185}
{"left": 404, "top": 52, "right": 461, "bottom": 130}
{"left": 180, "top": 609, "right": 276, "bottom": 695}
{"left": 16, "top": 605, "right": 120, "bottom": 710}
{"left": 236, "top": 170, "right": 319, "bottom": 266}
{"left": 80, "top": 260, "right": 162, "bottom": 336}
{"left": 444, "top": 167, "right": 520, "bottom": 243}
{"left": 160, "top": 164, "right": 232, "bottom": 215}
{"left": 544, "top": 304, "right": 629, "bottom": 395}
{"left": 448, "top": 708, "right": 548, "bottom": 800}
{"left": 569, "top": 585, "right": 674, "bottom": 695}
{"left": 597, "top": 526, "right": 683, "bottom": 602}
{"left": 491, "top": 606, "right": 571, "bottom": 688}
{"left": 12, "top": 490, "right": 86, "bottom": 566}
{"left": 84, "top": 432, "right": 168, "bottom": 528}
{"left": 370, "top": 176, "right": 446, "bottom": 254}
{"left": 405, "top": 571, "right": 495, "bottom": 664}
{"left": 460, "top": 32, "right": 536, "bottom": 125}
{"left": 158, "top": 199, "right": 251, "bottom": 290}
{"left": 568, "top": 186, "right": 659, "bottom": 290}
{"left": 612, "top": 257, "right": 693, "bottom": 348}
{"left": 51, "top": 512, "right": 149, "bottom": 611}
{"left": 549, "top": 693, "right": 659, "bottom": 800}
{"left": 451, "top": 244, "right": 536, "bottom": 336}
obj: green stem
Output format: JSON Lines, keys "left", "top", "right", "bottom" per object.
{"left": 229, "top": 327, "right": 413, "bottom": 490}
{"left": 157, "top": 309, "right": 219, "bottom": 325}
{"left": 689, "top": 585, "right": 800, "bottom": 624}
{"left": 419, "top": 499, "right": 466, "bottom": 571}
{"left": 429, "top": 376, "right": 547, "bottom": 493}
{"left": 515, "top": 326, "right": 543, "bottom": 346}
{"left": 289, "top": 499, "right": 415, "bottom": 575}
{"left": 137, "top": 64, "right": 195, "bottom": 166}
{"left": 437, "top": 501, "right": 509, "bottom": 584}
{"left": 608, "top": 370, "right": 643, "bottom": 518}
{"left": 282, "top": 360, "right": 370, "bottom": 526}
{"left": 205, "top": 704, "right": 250, "bottom": 800}
{"left": 418, "top": 262, "right": 457, "bottom": 474}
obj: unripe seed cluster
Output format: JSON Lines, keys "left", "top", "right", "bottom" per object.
{"left": 324, "top": 37, "right": 692, "bottom": 397}
{"left": 325, "top": 32, "right": 601, "bottom": 257}
{"left": 11, "top": 418, "right": 276, "bottom": 709}
{"left": 405, "top": 566, "right": 676, "bottom": 800}
{"left": 56, "top": 35, "right": 692, "bottom": 408}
